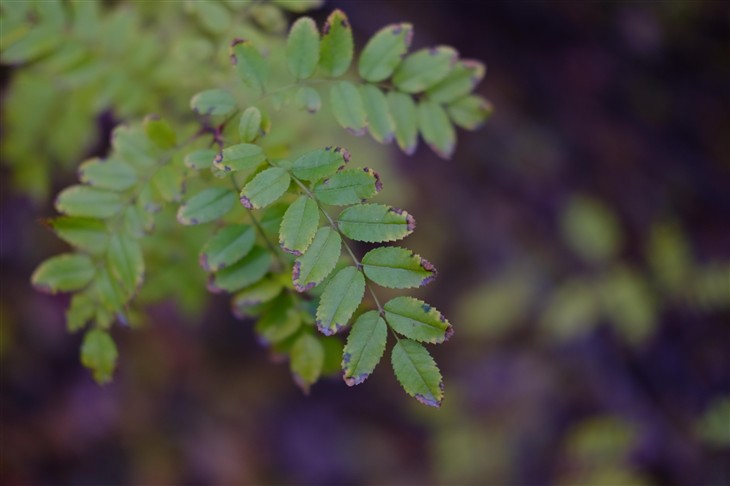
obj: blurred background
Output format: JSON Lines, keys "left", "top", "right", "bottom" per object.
{"left": 1, "top": 0, "right": 729, "bottom": 484}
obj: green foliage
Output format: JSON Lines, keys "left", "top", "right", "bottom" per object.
{"left": 20, "top": 3, "right": 493, "bottom": 406}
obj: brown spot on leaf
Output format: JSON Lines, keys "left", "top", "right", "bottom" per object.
{"left": 230, "top": 38, "right": 245, "bottom": 47}
{"left": 281, "top": 245, "right": 303, "bottom": 257}
{"left": 240, "top": 195, "right": 253, "bottom": 209}
{"left": 323, "top": 21, "right": 331, "bottom": 35}
{"left": 414, "top": 393, "right": 441, "bottom": 408}
{"left": 443, "top": 324, "right": 454, "bottom": 342}
{"left": 343, "top": 372, "right": 370, "bottom": 387}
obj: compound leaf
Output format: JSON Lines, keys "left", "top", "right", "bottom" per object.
{"left": 32, "top": 253, "right": 96, "bottom": 294}
{"left": 286, "top": 16, "right": 319, "bottom": 80}
{"left": 426, "top": 59, "right": 485, "bottom": 103}
{"left": 215, "top": 143, "right": 266, "bottom": 172}
{"left": 337, "top": 203, "right": 415, "bottom": 242}
{"left": 239, "top": 167, "right": 291, "bottom": 210}
{"left": 293, "top": 226, "right": 341, "bottom": 292}
{"left": 362, "top": 246, "right": 436, "bottom": 289}
{"left": 330, "top": 81, "right": 367, "bottom": 136}
{"left": 316, "top": 266, "right": 365, "bottom": 336}
{"left": 292, "top": 147, "right": 350, "bottom": 182}
{"left": 230, "top": 39, "right": 268, "bottom": 95}
{"left": 55, "top": 185, "right": 123, "bottom": 219}
{"left": 177, "top": 187, "right": 236, "bottom": 225}
{"left": 319, "top": 9, "right": 353, "bottom": 77}
{"left": 279, "top": 195, "right": 320, "bottom": 256}
{"left": 393, "top": 46, "right": 457, "bottom": 93}
{"left": 78, "top": 158, "right": 137, "bottom": 191}
{"left": 290, "top": 333, "right": 324, "bottom": 393}
{"left": 190, "top": 88, "right": 237, "bottom": 116}
{"left": 391, "top": 339, "right": 443, "bottom": 407}
{"left": 313, "top": 168, "right": 381, "bottom": 206}
{"left": 418, "top": 100, "right": 456, "bottom": 159}
{"left": 199, "top": 224, "right": 256, "bottom": 272}
{"left": 384, "top": 296, "right": 452, "bottom": 343}
{"left": 360, "top": 85, "right": 395, "bottom": 144}
{"left": 387, "top": 91, "right": 418, "bottom": 155}
{"left": 358, "top": 23, "right": 413, "bottom": 82}
{"left": 209, "top": 246, "right": 271, "bottom": 293}
{"left": 81, "top": 329, "right": 118, "bottom": 384}
{"left": 342, "top": 310, "right": 387, "bottom": 386}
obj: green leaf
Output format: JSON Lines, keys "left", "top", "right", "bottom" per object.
{"left": 111, "top": 126, "right": 157, "bottom": 170}
{"left": 143, "top": 116, "right": 177, "bottom": 149}
{"left": 286, "top": 17, "right": 319, "bottom": 80}
{"left": 313, "top": 168, "right": 381, "bottom": 206}
{"left": 292, "top": 147, "right": 350, "bottom": 182}
{"left": 232, "top": 278, "right": 283, "bottom": 318}
{"left": 210, "top": 247, "right": 271, "bottom": 293}
{"left": 151, "top": 165, "right": 185, "bottom": 202}
{"left": 316, "top": 266, "right": 365, "bottom": 335}
{"left": 214, "top": 143, "right": 266, "bottom": 172}
{"left": 191, "top": 0, "right": 230, "bottom": 34}
{"left": 78, "top": 158, "right": 137, "bottom": 191}
{"left": 123, "top": 205, "right": 154, "bottom": 238}
{"left": 272, "top": 0, "right": 323, "bottom": 13}
{"left": 1, "top": 26, "right": 58, "bottom": 64}
{"left": 387, "top": 91, "right": 418, "bottom": 155}
{"left": 55, "top": 185, "right": 123, "bottom": 219}
{"left": 238, "top": 107, "right": 262, "bottom": 143}
{"left": 177, "top": 188, "right": 236, "bottom": 225}
{"left": 66, "top": 292, "right": 96, "bottom": 332}
{"left": 426, "top": 59, "right": 485, "bottom": 103}
{"left": 360, "top": 85, "right": 395, "bottom": 144}
{"left": 259, "top": 203, "right": 288, "bottom": 236}
{"left": 418, "top": 100, "right": 456, "bottom": 159}
{"left": 358, "top": 23, "right": 413, "bottom": 82}
{"left": 294, "top": 86, "right": 321, "bottom": 114}
{"left": 49, "top": 217, "right": 108, "bottom": 255}
{"left": 239, "top": 167, "right": 291, "bottom": 210}
{"left": 391, "top": 339, "right": 443, "bottom": 407}
{"left": 393, "top": 46, "right": 458, "bottom": 93}
{"left": 337, "top": 203, "right": 415, "bottom": 243}
{"left": 290, "top": 333, "right": 324, "bottom": 393}
{"left": 255, "top": 294, "right": 302, "bottom": 344}
{"left": 81, "top": 329, "right": 118, "bottom": 384}
{"left": 279, "top": 196, "right": 320, "bottom": 255}
{"left": 330, "top": 81, "right": 367, "bottom": 136}
{"left": 342, "top": 310, "right": 387, "bottom": 386}
{"left": 318, "top": 9, "right": 353, "bottom": 77}
{"left": 230, "top": 39, "right": 268, "bottom": 95}
{"left": 447, "top": 95, "right": 493, "bottom": 130}
{"left": 185, "top": 148, "right": 217, "bottom": 170}
{"left": 293, "top": 226, "right": 341, "bottom": 292}
{"left": 32, "top": 254, "right": 96, "bottom": 294}
{"left": 137, "top": 184, "right": 163, "bottom": 213}
{"left": 561, "top": 196, "right": 622, "bottom": 264}
{"left": 106, "top": 234, "right": 144, "bottom": 296}
{"left": 94, "top": 267, "right": 127, "bottom": 311}
{"left": 384, "top": 296, "right": 453, "bottom": 343}
{"left": 199, "top": 224, "right": 256, "bottom": 272}
{"left": 190, "top": 88, "right": 237, "bottom": 116}
{"left": 362, "top": 247, "right": 436, "bottom": 289}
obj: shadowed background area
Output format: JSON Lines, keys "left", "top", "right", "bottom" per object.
{"left": 1, "top": 1, "right": 729, "bottom": 484}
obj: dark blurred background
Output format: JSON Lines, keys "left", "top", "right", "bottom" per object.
{"left": 2, "top": 1, "right": 729, "bottom": 484}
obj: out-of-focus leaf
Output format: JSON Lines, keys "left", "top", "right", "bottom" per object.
{"left": 230, "top": 39, "right": 267, "bottom": 95}
{"left": 190, "top": 89, "right": 237, "bottom": 116}
{"left": 81, "top": 329, "right": 118, "bottom": 384}
{"left": 210, "top": 247, "right": 271, "bottom": 293}
{"left": 1, "top": 26, "right": 58, "bottom": 64}
{"left": 185, "top": 148, "right": 217, "bottom": 170}
{"left": 290, "top": 333, "right": 324, "bottom": 393}
{"left": 418, "top": 100, "right": 456, "bottom": 159}
{"left": 232, "top": 278, "right": 283, "bottom": 318}
{"left": 426, "top": 60, "right": 485, "bottom": 103}
{"left": 342, "top": 310, "right": 387, "bottom": 386}
{"left": 279, "top": 195, "right": 320, "bottom": 256}
{"left": 391, "top": 339, "right": 443, "bottom": 407}
{"left": 293, "top": 226, "right": 341, "bottom": 292}
{"left": 215, "top": 143, "right": 266, "bottom": 172}
{"left": 362, "top": 247, "right": 436, "bottom": 289}
{"left": 600, "top": 266, "right": 655, "bottom": 344}
{"left": 360, "top": 85, "right": 395, "bottom": 144}
{"left": 292, "top": 147, "right": 349, "bottom": 182}
{"left": 151, "top": 165, "right": 184, "bottom": 202}
{"left": 143, "top": 116, "right": 177, "bottom": 149}
{"left": 49, "top": 217, "right": 108, "bottom": 255}
{"left": 316, "top": 266, "right": 365, "bottom": 335}
{"left": 32, "top": 254, "right": 96, "bottom": 294}
{"left": 337, "top": 203, "right": 415, "bottom": 242}
{"left": 388, "top": 91, "right": 418, "bottom": 155}
{"left": 561, "top": 196, "right": 622, "bottom": 264}
{"left": 240, "top": 167, "right": 291, "bottom": 210}
{"left": 318, "top": 9, "right": 353, "bottom": 77}
{"left": 313, "top": 168, "right": 381, "bottom": 206}
{"left": 393, "top": 46, "right": 457, "bottom": 93}
{"left": 199, "top": 225, "right": 256, "bottom": 272}
{"left": 255, "top": 294, "right": 301, "bottom": 344}
{"left": 541, "top": 279, "right": 600, "bottom": 340}
{"left": 238, "top": 107, "right": 262, "bottom": 143}
{"left": 66, "top": 292, "right": 96, "bottom": 332}
{"left": 294, "top": 86, "right": 321, "bottom": 113}
{"left": 330, "top": 81, "right": 367, "bottom": 136}
{"left": 447, "top": 95, "right": 493, "bottom": 130}
{"left": 177, "top": 188, "right": 236, "bottom": 225}
{"left": 272, "top": 0, "right": 323, "bottom": 13}
{"left": 286, "top": 17, "right": 319, "bottom": 80}
{"left": 384, "top": 296, "right": 452, "bottom": 343}
{"left": 358, "top": 23, "right": 413, "bottom": 82}
{"left": 55, "top": 185, "right": 123, "bottom": 219}
{"left": 78, "top": 158, "right": 137, "bottom": 191}
{"left": 106, "top": 234, "right": 144, "bottom": 296}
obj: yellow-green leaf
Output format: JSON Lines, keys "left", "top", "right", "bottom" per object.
{"left": 199, "top": 224, "right": 256, "bottom": 272}
{"left": 391, "top": 339, "right": 443, "bottom": 407}
{"left": 293, "top": 226, "right": 341, "bottom": 292}
{"left": 190, "top": 89, "right": 237, "bottom": 116}
{"left": 318, "top": 9, "right": 353, "bottom": 77}
{"left": 177, "top": 188, "right": 236, "bottom": 225}
{"left": 362, "top": 246, "right": 436, "bottom": 288}
{"left": 81, "top": 329, "right": 118, "bottom": 384}
{"left": 387, "top": 91, "right": 418, "bottom": 155}
{"left": 215, "top": 143, "right": 266, "bottom": 172}
{"left": 313, "top": 168, "right": 381, "bottom": 206}
{"left": 290, "top": 333, "right": 324, "bottom": 393}
{"left": 292, "top": 147, "right": 350, "bottom": 182}
{"left": 342, "top": 311, "right": 387, "bottom": 386}
{"left": 279, "top": 195, "right": 320, "bottom": 256}
{"left": 238, "top": 107, "right": 262, "bottom": 143}
{"left": 393, "top": 46, "right": 457, "bottom": 93}
{"left": 286, "top": 17, "right": 320, "bottom": 80}
{"left": 418, "top": 100, "right": 456, "bottom": 159}
{"left": 358, "top": 23, "right": 413, "bottom": 82}
{"left": 55, "top": 185, "right": 123, "bottom": 219}
{"left": 330, "top": 81, "right": 367, "bottom": 136}
{"left": 316, "top": 266, "right": 365, "bottom": 335}
{"left": 447, "top": 95, "right": 493, "bottom": 130}
{"left": 210, "top": 247, "right": 271, "bottom": 293}
{"left": 230, "top": 38, "right": 268, "bottom": 95}
{"left": 384, "top": 296, "right": 452, "bottom": 343}
{"left": 337, "top": 203, "right": 415, "bottom": 243}
{"left": 426, "top": 60, "right": 485, "bottom": 103}
{"left": 360, "top": 85, "right": 395, "bottom": 144}
{"left": 239, "top": 167, "right": 291, "bottom": 210}
{"left": 32, "top": 254, "right": 96, "bottom": 294}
